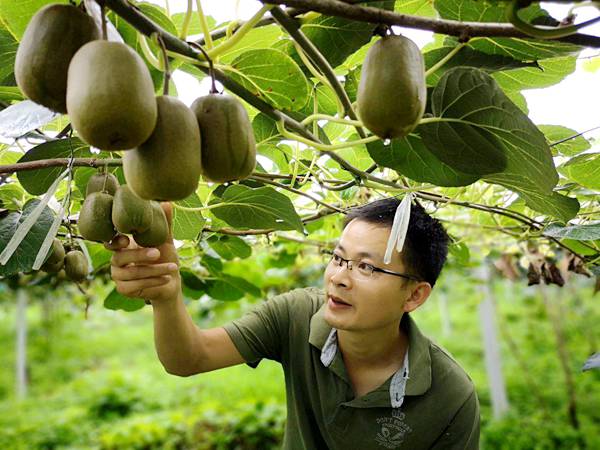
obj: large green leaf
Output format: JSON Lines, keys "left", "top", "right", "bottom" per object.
{"left": 171, "top": 12, "right": 215, "bottom": 37}
{"left": 0, "top": 199, "right": 54, "bottom": 276}
{"left": 0, "top": 0, "right": 67, "bottom": 40}
{"left": 518, "top": 191, "right": 579, "bottom": 223}
{"left": 207, "top": 273, "right": 261, "bottom": 301}
{"left": 16, "top": 138, "right": 91, "bottom": 195}
{"left": 425, "top": 46, "right": 538, "bottom": 85}
{"left": 210, "top": 185, "right": 303, "bottom": 232}
{"left": 436, "top": 0, "right": 581, "bottom": 60}
{"left": 223, "top": 48, "right": 310, "bottom": 111}
{"left": 173, "top": 194, "right": 205, "bottom": 240}
{"left": 559, "top": 153, "right": 600, "bottom": 190}
{"left": 421, "top": 68, "right": 557, "bottom": 191}
{"left": 367, "top": 136, "right": 479, "bottom": 187}
{"left": 0, "top": 86, "right": 22, "bottom": 102}
{"left": 544, "top": 222, "right": 600, "bottom": 241}
{"left": 218, "top": 25, "right": 283, "bottom": 64}
{"left": 395, "top": 0, "right": 437, "bottom": 16}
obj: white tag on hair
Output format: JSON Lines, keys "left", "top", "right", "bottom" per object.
{"left": 383, "top": 193, "right": 413, "bottom": 265}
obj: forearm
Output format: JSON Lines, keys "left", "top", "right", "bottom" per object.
{"left": 151, "top": 292, "right": 204, "bottom": 376}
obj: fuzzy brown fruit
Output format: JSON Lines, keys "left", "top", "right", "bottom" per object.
{"left": 190, "top": 94, "right": 256, "bottom": 183}
{"left": 66, "top": 41, "right": 157, "bottom": 150}
{"left": 86, "top": 172, "right": 120, "bottom": 197}
{"left": 133, "top": 202, "right": 169, "bottom": 247}
{"left": 123, "top": 96, "right": 201, "bottom": 200}
{"left": 112, "top": 185, "right": 153, "bottom": 235}
{"left": 78, "top": 192, "right": 116, "bottom": 242}
{"left": 357, "top": 35, "right": 426, "bottom": 139}
{"left": 14, "top": 4, "right": 100, "bottom": 113}
{"left": 64, "top": 250, "right": 88, "bottom": 282}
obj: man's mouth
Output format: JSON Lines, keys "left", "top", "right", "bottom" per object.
{"left": 329, "top": 295, "right": 351, "bottom": 306}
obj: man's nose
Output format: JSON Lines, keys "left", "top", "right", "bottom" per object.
{"left": 329, "top": 262, "right": 352, "bottom": 287}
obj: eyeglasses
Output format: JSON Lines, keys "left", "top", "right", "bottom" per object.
{"left": 324, "top": 251, "right": 421, "bottom": 282}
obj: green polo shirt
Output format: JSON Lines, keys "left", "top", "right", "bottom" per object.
{"left": 223, "top": 287, "right": 480, "bottom": 449}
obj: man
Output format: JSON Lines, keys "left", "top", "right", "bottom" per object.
{"left": 106, "top": 197, "right": 480, "bottom": 449}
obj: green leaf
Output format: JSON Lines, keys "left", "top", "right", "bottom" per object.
{"left": 16, "top": 138, "right": 91, "bottom": 195}
{"left": 297, "top": 1, "right": 395, "bottom": 69}
{"left": 201, "top": 254, "right": 223, "bottom": 275}
{"left": 0, "top": 199, "right": 54, "bottom": 276}
{"left": 425, "top": 46, "right": 538, "bottom": 86}
{"left": 224, "top": 48, "right": 310, "bottom": 111}
{"left": 207, "top": 274, "right": 261, "bottom": 301}
{"left": 0, "top": 86, "right": 23, "bottom": 101}
{"left": 0, "top": 183, "right": 24, "bottom": 210}
{"left": 449, "top": 241, "right": 470, "bottom": 265}
{"left": 257, "top": 143, "right": 291, "bottom": 173}
{"left": 559, "top": 153, "right": 600, "bottom": 190}
{"left": 210, "top": 185, "right": 304, "bottom": 232}
{"left": 436, "top": 0, "right": 581, "bottom": 60}
{"left": 103, "top": 288, "right": 145, "bottom": 312}
{"left": 544, "top": 222, "right": 600, "bottom": 241}
{"left": 493, "top": 57, "right": 576, "bottom": 92}
{"left": 367, "top": 136, "right": 479, "bottom": 187}
{"left": 208, "top": 235, "right": 252, "bottom": 260}
{"left": 86, "top": 242, "right": 112, "bottom": 272}
{"left": 180, "top": 269, "right": 208, "bottom": 299}
{"left": 0, "top": 27, "right": 17, "bottom": 83}
{"left": 219, "top": 25, "right": 283, "bottom": 64}
{"left": 395, "top": 0, "right": 437, "bottom": 16}
{"left": 518, "top": 191, "right": 580, "bottom": 223}
{"left": 137, "top": 3, "right": 178, "bottom": 36}
{"left": 173, "top": 194, "right": 205, "bottom": 240}
{"left": 253, "top": 113, "right": 280, "bottom": 145}
{"left": 540, "top": 125, "right": 591, "bottom": 157}
{"left": 0, "top": 0, "right": 67, "bottom": 40}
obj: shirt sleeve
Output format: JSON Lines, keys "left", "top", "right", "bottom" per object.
{"left": 222, "top": 290, "right": 295, "bottom": 367}
{"left": 429, "top": 389, "right": 480, "bottom": 450}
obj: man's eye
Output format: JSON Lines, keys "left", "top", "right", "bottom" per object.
{"left": 357, "top": 262, "right": 374, "bottom": 272}
{"left": 332, "top": 254, "right": 342, "bottom": 263}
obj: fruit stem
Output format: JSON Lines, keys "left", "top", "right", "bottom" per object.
{"left": 301, "top": 114, "right": 363, "bottom": 128}
{"left": 196, "top": 0, "right": 214, "bottom": 50}
{"left": 277, "top": 120, "right": 380, "bottom": 151}
{"left": 155, "top": 33, "right": 171, "bottom": 96}
{"left": 139, "top": 34, "right": 164, "bottom": 71}
{"left": 100, "top": 4, "right": 108, "bottom": 40}
{"left": 205, "top": 5, "right": 273, "bottom": 60}
{"left": 180, "top": 0, "right": 193, "bottom": 40}
{"left": 425, "top": 42, "right": 467, "bottom": 78}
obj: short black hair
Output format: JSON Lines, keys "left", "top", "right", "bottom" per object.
{"left": 342, "top": 197, "right": 449, "bottom": 287}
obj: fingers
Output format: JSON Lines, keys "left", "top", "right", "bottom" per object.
{"left": 115, "top": 275, "right": 171, "bottom": 298}
{"left": 104, "top": 234, "right": 132, "bottom": 251}
{"left": 111, "top": 247, "right": 161, "bottom": 268}
{"left": 112, "top": 262, "right": 179, "bottom": 281}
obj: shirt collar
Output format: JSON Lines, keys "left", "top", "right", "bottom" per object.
{"left": 309, "top": 298, "right": 432, "bottom": 397}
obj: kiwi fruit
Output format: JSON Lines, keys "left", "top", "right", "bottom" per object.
{"left": 112, "top": 185, "right": 153, "bottom": 235}
{"left": 357, "top": 34, "right": 426, "bottom": 139}
{"left": 190, "top": 94, "right": 256, "bottom": 183}
{"left": 14, "top": 4, "right": 100, "bottom": 113}
{"left": 123, "top": 95, "right": 202, "bottom": 200}
{"left": 66, "top": 40, "right": 157, "bottom": 150}
{"left": 86, "top": 172, "right": 120, "bottom": 197}
{"left": 41, "top": 257, "right": 64, "bottom": 273}
{"left": 46, "top": 238, "right": 65, "bottom": 265}
{"left": 78, "top": 192, "right": 116, "bottom": 242}
{"left": 133, "top": 201, "right": 169, "bottom": 247}
{"left": 64, "top": 250, "right": 88, "bottom": 282}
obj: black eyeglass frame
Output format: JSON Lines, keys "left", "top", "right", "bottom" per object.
{"left": 323, "top": 250, "right": 422, "bottom": 282}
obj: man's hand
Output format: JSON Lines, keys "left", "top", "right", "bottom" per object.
{"left": 105, "top": 202, "right": 181, "bottom": 304}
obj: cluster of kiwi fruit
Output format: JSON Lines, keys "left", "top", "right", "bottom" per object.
{"left": 15, "top": 3, "right": 257, "bottom": 204}
{"left": 41, "top": 238, "right": 89, "bottom": 282}
{"left": 78, "top": 172, "right": 169, "bottom": 247}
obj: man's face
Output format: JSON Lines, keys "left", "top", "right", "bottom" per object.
{"left": 323, "top": 219, "right": 418, "bottom": 332}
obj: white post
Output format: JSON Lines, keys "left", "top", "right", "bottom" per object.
{"left": 477, "top": 264, "right": 509, "bottom": 419}
{"left": 16, "top": 288, "right": 28, "bottom": 399}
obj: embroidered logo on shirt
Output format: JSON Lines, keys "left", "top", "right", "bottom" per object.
{"left": 375, "top": 411, "right": 412, "bottom": 448}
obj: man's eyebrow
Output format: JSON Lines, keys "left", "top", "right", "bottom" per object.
{"left": 336, "top": 244, "right": 380, "bottom": 260}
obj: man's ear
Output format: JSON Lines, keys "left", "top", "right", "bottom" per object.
{"left": 403, "top": 282, "right": 432, "bottom": 313}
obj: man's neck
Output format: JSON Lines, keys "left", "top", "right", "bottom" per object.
{"left": 337, "top": 318, "right": 409, "bottom": 370}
